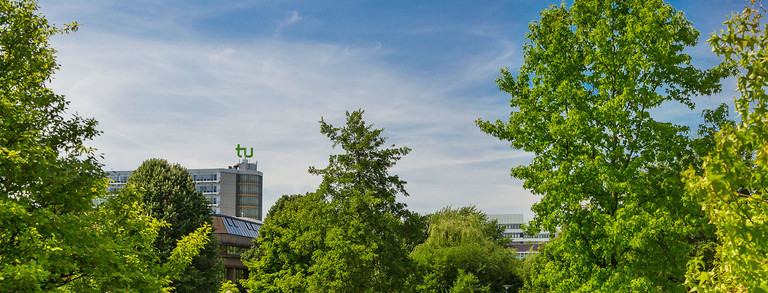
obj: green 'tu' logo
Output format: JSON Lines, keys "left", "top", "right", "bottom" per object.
{"left": 236, "top": 144, "right": 253, "bottom": 158}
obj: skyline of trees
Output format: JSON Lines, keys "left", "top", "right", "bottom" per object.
{"left": 2, "top": 0, "right": 767, "bottom": 291}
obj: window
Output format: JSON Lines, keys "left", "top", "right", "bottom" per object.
{"left": 237, "top": 207, "right": 260, "bottom": 219}
{"left": 236, "top": 183, "right": 261, "bottom": 195}
{"left": 193, "top": 173, "right": 218, "bottom": 182}
{"left": 206, "top": 196, "right": 218, "bottom": 204}
{"left": 196, "top": 184, "right": 218, "bottom": 193}
{"left": 235, "top": 268, "right": 248, "bottom": 282}
{"left": 237, "top": 174, "right": 262, "bottom": 183}
{"left": 237, "top": 195, "right": 260, "bottom": 206}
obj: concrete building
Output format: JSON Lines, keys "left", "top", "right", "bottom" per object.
{"left": 486, "top": 214, "right": 554, "bottom": 258}
{"left": 107, "top": 159, "right": 264, "bottom": 221}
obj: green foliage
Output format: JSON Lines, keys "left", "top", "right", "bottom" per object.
{"left": 477, "top": 0, "right": 724, "bottom": 291}
{"left": 449, "top": 270, "right": 489, "bottom": 293}
{"left": 410, "top": 206, "right": 522, "bottom": 293}
{"left": 218, "top": 280, "right": 239, "bottom": 293}
{"left": 0, "top": 0, "right": 102, "bottom": 290}
{"left": 684, "top": 2, "right": 768, "bottom": 291}
{"left": 127, "top": 158, "right": 223, "bottom": 293}
{"left": 0, "top": 1, "right": 214, "bottom": 291}
{"left": 244, "top": 110, "right": 421, "bottom": 292}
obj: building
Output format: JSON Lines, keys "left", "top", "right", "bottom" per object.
{"left": 486, "top": 214, "right": 554, "bottom": 258}
{"left": 107, "top": 159, "right": 264, "bottom": 221}
{"left": 213, "top": 214, "right": 262, "bottom": 291}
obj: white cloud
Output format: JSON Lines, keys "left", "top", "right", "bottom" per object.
{"left": 49, "top": 28, "right": 538, "bottom": 218}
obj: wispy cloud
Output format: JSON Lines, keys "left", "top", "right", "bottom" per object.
{"left": 42, "top": 0, "right": 749, "bottom": 221}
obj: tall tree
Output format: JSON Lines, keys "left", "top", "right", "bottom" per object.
{"left": 410, "top": 206, "right": 522, "bottom": 293}
{"left": 244, "top": 110, "right": 422, "bottom": 292}
{"left": 477, "top": 0, "right": 724, "bottom": 291}
{"left": 685, "top": 2, "right": 768, "bottom": 291}
{"left": 0, "top": 0, "right": 102, "bottom": 290}
{"left": 0, "top": 1, "right": 210, "bottom": 291}
{"left": 127, "top": 158, "right": 223, "bottom": 293}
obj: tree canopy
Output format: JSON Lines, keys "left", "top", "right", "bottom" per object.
{"left": 685, "top": 2, "right": 768, "bottom": 291}
{"left": 0, "top": 1, "right": 210, "bottom": 291}
{"left": 410, "top": 206, "right": 522, "bottom": 293}
{"left": 127, "top": 158, "right": 223, "bottom": 293}
{"left": 477, "top": 0, "right": 724, "bottom": 291}
{"left": 244, "top": 110, "right": 423, "bottom": 292}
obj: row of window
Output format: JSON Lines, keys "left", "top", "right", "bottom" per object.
{"left": 206, "top": 196, "right": 218, "bottom": 205}
{"left": 193, "top": 174, "right": 218, "bottom": 182}
{"left": 197, "top": 184, "right": 218, "bottom": 193}
{"left": 221, "top": 245, "right": 249, "bottom": 256}
{"left": 237, "top": 207, "right": 261, "bottom": 219}
{"left": 237, "top": 184, "right": 261, "bottom": 195}
{"left": 109, "top": 176, "right": 129, "bottom": 183}
{"left": 237, "top": 174, "right": 262, "bottom": 184}
{"left": 502, "top": 232, "right": 551, "bottom": 239}
{"left": 237, "top": 195, "right": 260, "bottom": 206}
{"left": 499, "top": 224, "right": 522, "bottom": 229}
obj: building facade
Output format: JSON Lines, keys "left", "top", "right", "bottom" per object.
{"left": 212, "top": 214, "right": 262, "bottom": 291}
{"left": 107, "top": 159, "right": 264, "bottom": 221}
{"left": 486, "top": 214, "right": 554, "bottom": 258}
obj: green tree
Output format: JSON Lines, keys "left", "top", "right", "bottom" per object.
{"left": 127, "top": 158, "right": 223, "bottom": 293}
{"left": 0, "top": 1, "right": 210, "bottom": 290}
{"left": 684, "top": 2, "right": 768, "bottom": 291}
{"left": 65, "top": 186, "right": 214, "bottom": 292}
{"left": 477, "top": 0, "right": 724, "bottom": 291}
{"left": 244, "top": 110, "right": 422, "bottom": 292}
{"left": 0, "top": 0, "right": 103, "bottom": 290}
{"left": 410, "top": 206, "right": 521, "bottom": 293}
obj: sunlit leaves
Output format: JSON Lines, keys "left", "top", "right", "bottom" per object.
{"left": 477, "top": 0, "right": 724, "bottom": 291}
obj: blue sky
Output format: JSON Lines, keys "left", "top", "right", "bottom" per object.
{"left": 41, "top": 0, "right": 747, "bottom": 219}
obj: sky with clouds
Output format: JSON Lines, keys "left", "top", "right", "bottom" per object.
{"left": 40, "top": 0, "right": 748, "bottom": 220}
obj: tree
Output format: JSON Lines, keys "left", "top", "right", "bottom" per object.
{"left": 476, "top": 0, "right": 724, "bottom": 291}
{"left": 127, "top": 158, "right": 223, "bottom": 293}
{"left": 409, "top": 206, "right": 522, "bottom": 293}
{"left": 0, "top": 1, "right": 210, "bottom": 291}
{"left": 244, "top": 109, "right": 422, "bottom": 292}
{"left": 685, "top": 2, "right": 768, "bottom": 291}
{"left": 0, "top": 0, "right": 104, "bottom": 290}
{"left": 66, "top": 186, "right": 214, "bottom": 292}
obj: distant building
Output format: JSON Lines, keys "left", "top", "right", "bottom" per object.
{"left": 213, "top": 214, "right": 262, "bottom": 291}
{"left": 107, "top": 159, "right": 264, "bottom": 220}
{"left": 486, "top": 214, "right": 554, "bottom": 258}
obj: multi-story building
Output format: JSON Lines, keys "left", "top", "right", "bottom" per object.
{"left": 486, "top": 214, "right": 554, "bottom": 258}
{"left": 107, "top": 159, "right": 264, "bottom": 221}
{"left": 213, "top": 214, "right": 262, "bottom": 291}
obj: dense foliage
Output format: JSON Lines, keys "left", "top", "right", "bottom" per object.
{"left": 127, "top": 158, "right": 223, "bottom": 293}
{"left": 0, "top": 1, "right": 209, "bottom": 291}
{"left": 685, "top": 2, "right": 768, "bottom": 291}
{"left": 477, "top": 0, "right": 725, "bottom": 291}
{"left": 410, "top": 206, "right": 521, "bottom": 293}
{"left": 243, "top": 110, "right": 425, "bottom": 292}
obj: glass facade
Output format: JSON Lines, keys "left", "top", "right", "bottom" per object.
{"left": 236, "top": 207, "right": 260, "bottom": 219}
{"left": 236, "top": 173, "right": 262, "bottom": 219}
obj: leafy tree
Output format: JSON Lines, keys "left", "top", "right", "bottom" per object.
{"left": 244, "top": 110, "right": 422, "bottom": 292}
{"left": 127, "top": 158, "right": 223, "bottom": 293}
{"left": 66, "top": 186, "right": 214, "bottom": 292}
{"left": 410, "top": 206, "right": 521, "bottom": 293}
{"left": 685, "top": 2, "right": 768, "bottom": 291}
{"left": 477, "top": 0, "right": 724, "bottom": 291}
{"left": 0, "top": 1, "right": 210, "bottom": 291}
{"left": 0, "top": 0, "right": 103, "bottom": 290}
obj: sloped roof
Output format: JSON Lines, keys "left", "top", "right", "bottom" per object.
{"left": 213, "top": 214, "right": 263, "bottom": 238}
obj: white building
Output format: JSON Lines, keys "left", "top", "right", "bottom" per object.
{"left": 107, "top": 159, "right": 264, "bottom": 221}
{"left": 486, "top": 214, "right": 554, "bottom": 258}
